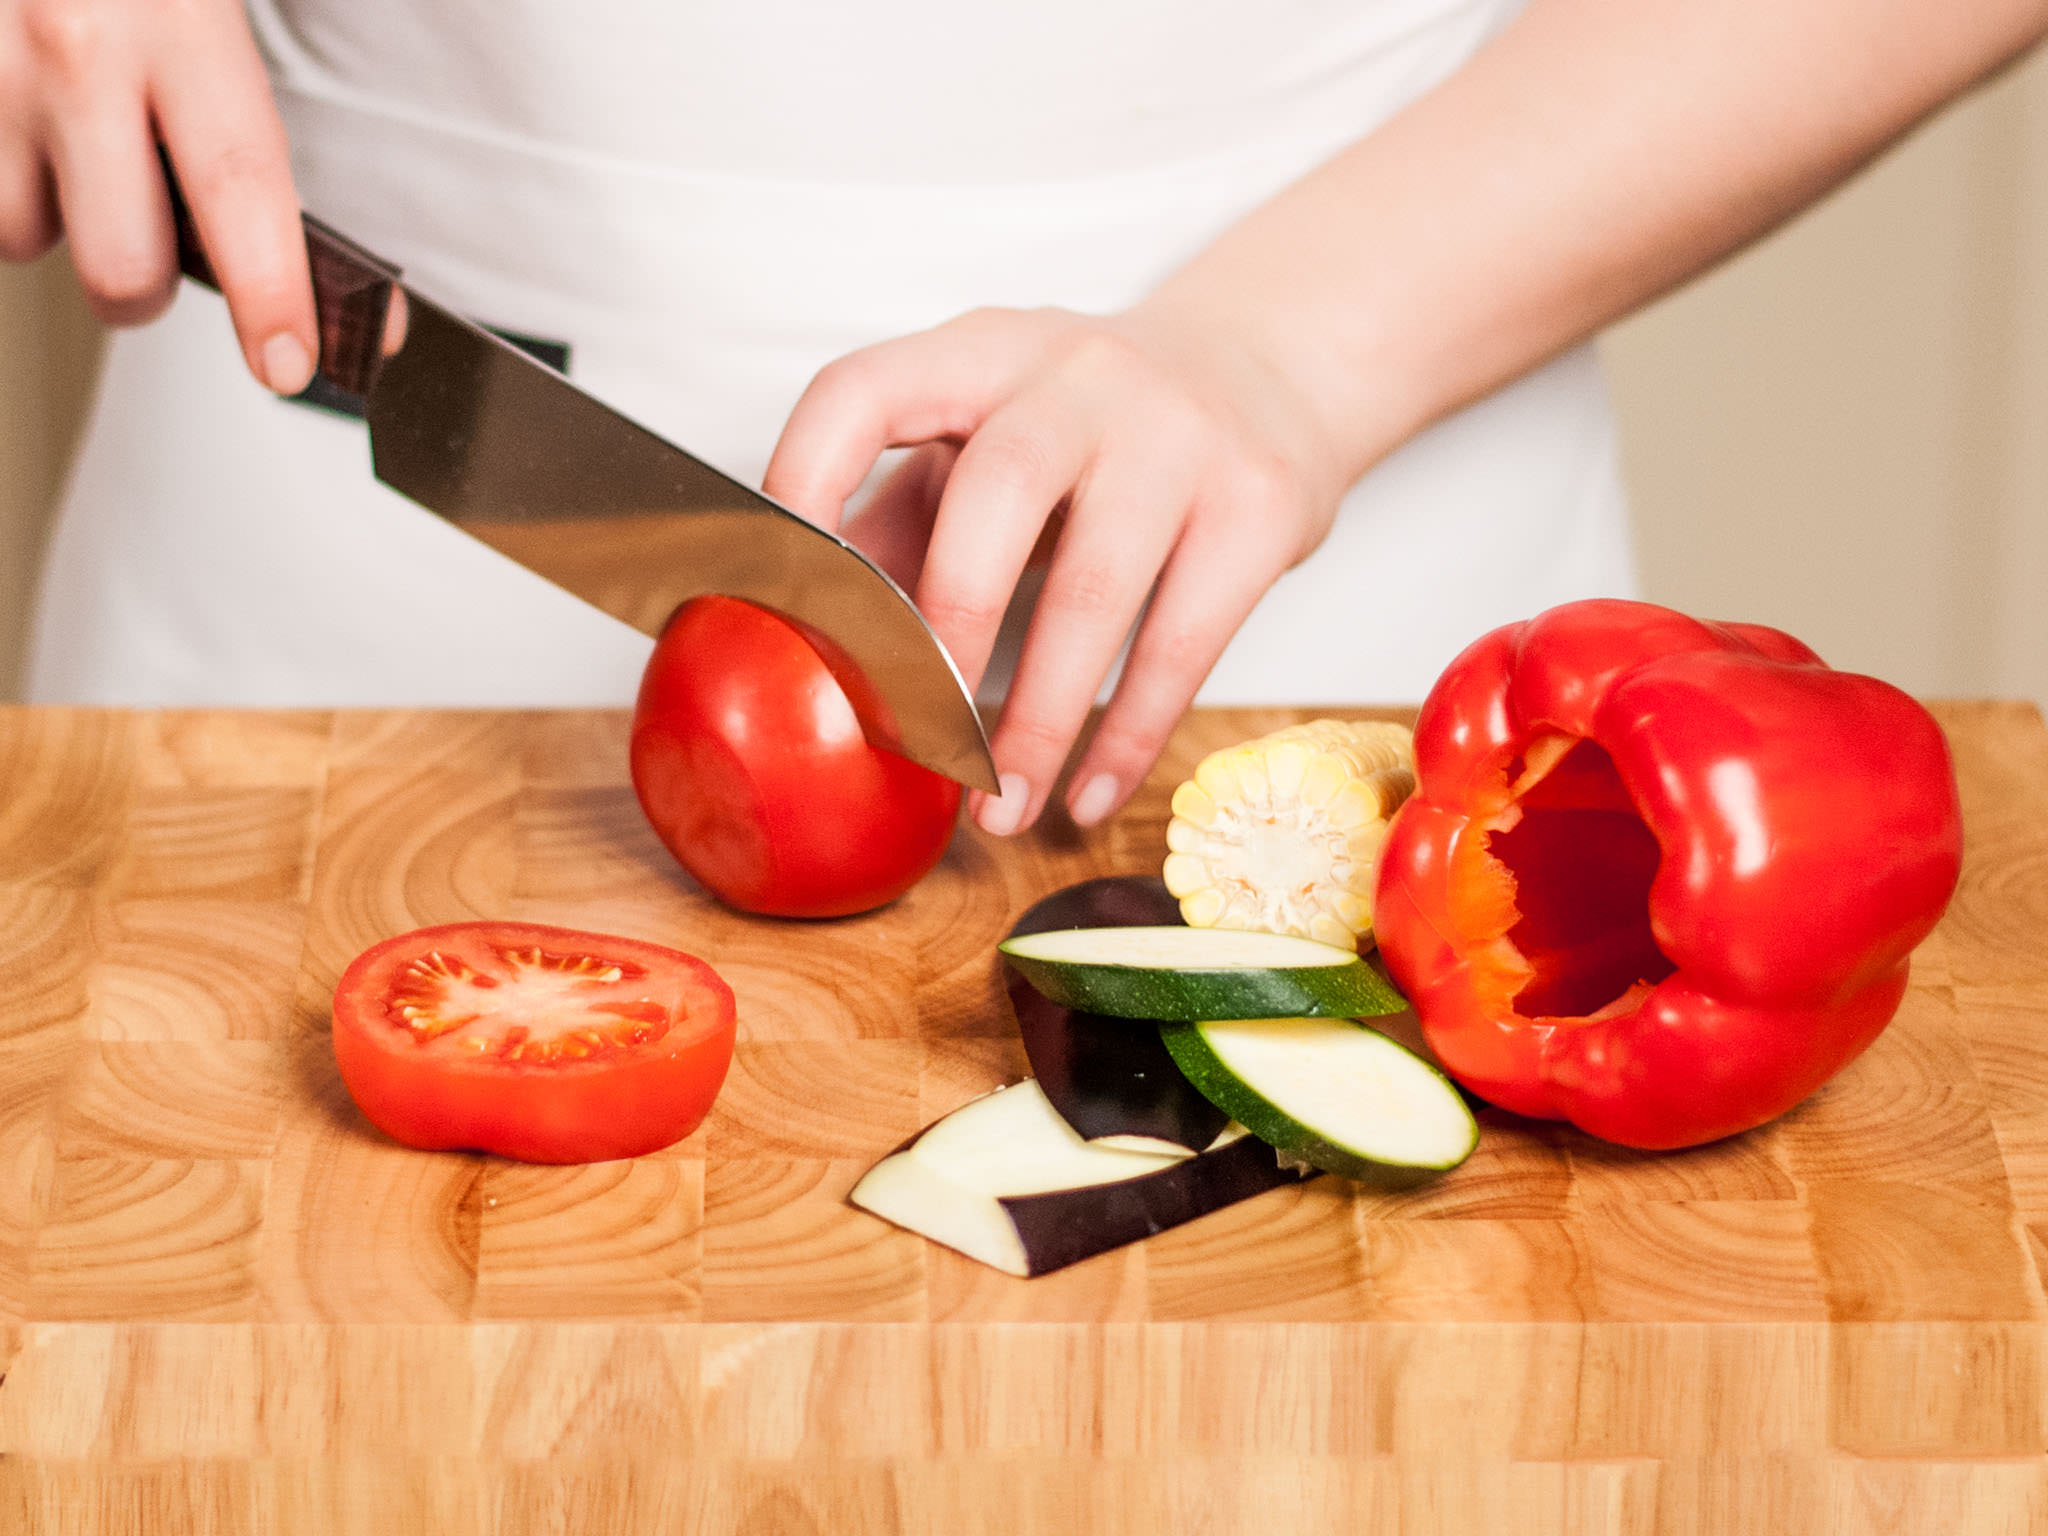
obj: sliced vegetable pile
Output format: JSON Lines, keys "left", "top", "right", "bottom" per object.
{"left": 1001, "top": 876, "right": 1228, "bottom": 1156}
{"left": 852, "top": 862, "right": 1477, "bottom": 1277}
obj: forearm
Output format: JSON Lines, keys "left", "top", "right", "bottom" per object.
{"left": 1145, "top": 0, "right": 2048, "bottom": 486}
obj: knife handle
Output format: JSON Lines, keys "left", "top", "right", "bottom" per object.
{"left": 161, "top": 150, "right": 402, "bottom": 400}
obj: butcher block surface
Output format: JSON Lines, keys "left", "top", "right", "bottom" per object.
{"left": 2, "top": 701, "right": 2046, "bottom": 1534}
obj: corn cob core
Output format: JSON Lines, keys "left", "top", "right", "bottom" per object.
{"left": 1162, "top": 720, "right": 1417, "bottom": 951}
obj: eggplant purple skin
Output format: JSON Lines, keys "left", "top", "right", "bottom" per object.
{"left": 1007, "top": 875, "right": 1186, "bottom": 940}
{"left": 1000, "top": 1130, "right": 1311, "bottom": 1276}
{"left": 1006, "top": 980, "right": 1229, "bottom": 1151}
{"left": 1004, "top": 876, "right": 1229, "bottom": 1153}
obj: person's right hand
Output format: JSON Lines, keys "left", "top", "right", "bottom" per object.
{"left": 0, "top": 0, "right": 315, "bottom": 392}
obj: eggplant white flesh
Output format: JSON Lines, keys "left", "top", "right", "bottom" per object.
{"left": 849, "top": 1078, "right": 1307, "bottom": 1277}
{"left": 905, "top": 1079, "right": 1186, "bottom": 1194}
{"left": 1006, "top": 876, "right": 1228, "bottom": 1153}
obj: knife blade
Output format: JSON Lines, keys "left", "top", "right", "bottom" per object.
{"left": 166, "top": 181, "right": 997, "bottom": 791}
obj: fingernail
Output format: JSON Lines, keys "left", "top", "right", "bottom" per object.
{"left": 976, "top": 773, "right": 1032, "bottom": 836}
{"left": 263, "top": 332, "right": 315, "bottom": 394}
{"left": 1069, "top": 773, "right": 1119, "bottom": 828}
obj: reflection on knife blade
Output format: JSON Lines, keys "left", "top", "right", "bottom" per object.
{"left": 164, "top": 174, "right": 996, "bottom": 791}
{"left": 366, "top": 293, "right": 995, "bottom": 791}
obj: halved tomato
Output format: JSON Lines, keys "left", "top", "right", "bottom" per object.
{"left": 331, "top": 921, "right": 737, "bottom": 1163}
{"left": 630, "top": 595, "right": 962, "bottom": 918}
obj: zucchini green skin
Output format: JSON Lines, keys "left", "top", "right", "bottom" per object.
{"left": 999, "top": 942, "right": 1407, "bottom": 1022}
{"left": 1158, "top": 1020, "right": 1477, "bottom": 1183}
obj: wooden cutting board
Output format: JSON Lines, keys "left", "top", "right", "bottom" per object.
{"left": 1, "top": 701, "right": 2045, "bottom": 1535}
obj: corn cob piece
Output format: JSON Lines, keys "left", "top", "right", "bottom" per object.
{"left": 1162, "top": 720, "right": 1416, "bottom": 951}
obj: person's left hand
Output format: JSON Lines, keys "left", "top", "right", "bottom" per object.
{"left": 762, "top": 304, "right": 1346, "bottom": 836}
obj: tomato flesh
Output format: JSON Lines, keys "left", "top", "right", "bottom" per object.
{"left": 332, "top": 922, "right": 737, "bottom": 1163}
{"left": 386, "top": 943, "right": 674, "bottom": 1059}
{"left": 630, "top": 595, "right": 961, "bottom": 918}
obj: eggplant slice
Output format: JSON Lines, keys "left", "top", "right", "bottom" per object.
{"left": 1006, "top": 978, "right": 1228, "bottom": 1154}
{"left": 1004, "top": 875, "right": 1227, "bottom": 1154}
{"left": 849, "top": 1078, "right": 1308, "bottom": 1277}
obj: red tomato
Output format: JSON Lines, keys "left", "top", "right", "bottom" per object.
{"left": 630, "top": 595, "right": 962, "bottom": 917}
{"left": 332, "top": 922, "right": 737, "bottom": 1163}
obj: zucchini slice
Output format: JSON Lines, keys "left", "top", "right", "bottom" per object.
{"left": 999, "top": 925, "right": 1406, "bottom": 1021}
{"left": 1159, "top": 1017, "right": 1477, "bottom": 1181}
{"left": 848, "top": 1079, "right": 1306, "bottom": 1276}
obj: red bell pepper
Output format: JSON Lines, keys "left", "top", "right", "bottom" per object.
{"left": 1373, "top": 599, "right": 1962, "bottom": 1149}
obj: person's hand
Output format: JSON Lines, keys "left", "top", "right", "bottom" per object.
{"left": 0, "top": 0, "right": 315, "bottom": 392}
{"left": 763, "top": 304, "right": 1346, "bottom": 836}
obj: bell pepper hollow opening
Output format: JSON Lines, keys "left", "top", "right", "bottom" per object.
{"left": 1374, "top": 597, "right": 1964, "bottom": 1152}
{"left": 1460, "top": 735, "right": 1676, "bottom": 1023}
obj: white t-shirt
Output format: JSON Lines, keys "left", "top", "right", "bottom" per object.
{"left": 30, "top": 0, "right": 1634, "bottom": 707}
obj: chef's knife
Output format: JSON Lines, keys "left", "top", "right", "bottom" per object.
{"left": 165, "top": 182, "right": 997, "bottom": 792}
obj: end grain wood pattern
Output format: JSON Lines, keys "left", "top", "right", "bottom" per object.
{"left": 0, "top": 702, "right": 2045, "bottom": 1535}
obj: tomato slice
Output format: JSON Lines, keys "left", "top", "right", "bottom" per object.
{"left": 331, "top": 922, "right": 737, "bottom": 1163}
